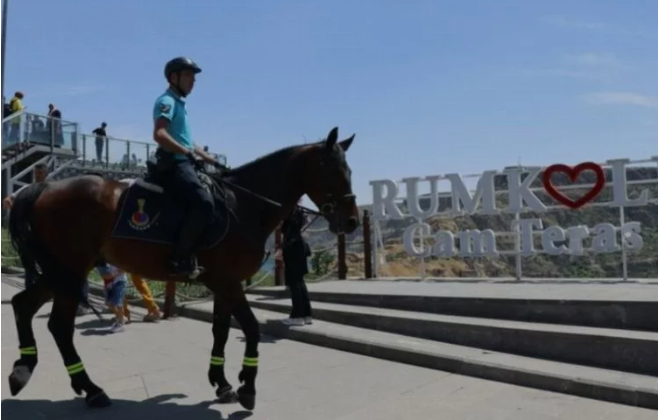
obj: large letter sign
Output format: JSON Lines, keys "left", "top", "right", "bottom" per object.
{"left": 370, "top": 159, "right": 649, "bottom": 259}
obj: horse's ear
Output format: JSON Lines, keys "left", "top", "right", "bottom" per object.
{"left": 325, "top": 127, "right": 339, "bottom": 150}
{"left": 339, "top": 134, "right": 355, "bottom": 152}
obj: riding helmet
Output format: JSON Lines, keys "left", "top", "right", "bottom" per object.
{"left": 164, "top": 57, "right": 202, "bottom": 80}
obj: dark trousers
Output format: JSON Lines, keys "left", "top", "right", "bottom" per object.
{"left": 95, "top": 139, "right": 104, "bottom": 162}
{"left": 288, "top": 279, "right": 312, "bottom": 318}
{"left": 166, "top": 160, "right": 214, "bottom": 259}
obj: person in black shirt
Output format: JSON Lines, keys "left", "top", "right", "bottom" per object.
{"left": 47, "top": 103, "right": 64, "bottom": 147}
{"left": 92, "top": 122, "right": 107, "bottom": 163}
{"left": 278, "top": 205, "right": 313, "bottom": 326}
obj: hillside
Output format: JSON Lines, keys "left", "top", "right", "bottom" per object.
{"left": 304, "top": 166, "right": 658, "bottom": 279}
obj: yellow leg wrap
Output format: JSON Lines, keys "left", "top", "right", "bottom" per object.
{"left": 243, "top": 357, "right": 258, "bottom": 367}
{"left": 66, "top": 362, "right": 85, "bottom": 376}
{"left": 210, "top": 356, "right": 225, "bottom": 366}
{"left": 19, "top": 346, "right": 37, "bottom": 356}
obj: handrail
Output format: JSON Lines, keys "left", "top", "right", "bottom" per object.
{"left": 21, "top": 110, "right": 77, "bottom": 126}
{"left": 1, "top": 107, "right": 26, "bottom": 124}
{"left": 1, "top": 110, "right": 228, "bottom": 170}
{"left": 82, "top": 132, "right": 152, "bottom": 147}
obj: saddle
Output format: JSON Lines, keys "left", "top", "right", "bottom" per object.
{"left": 109, "top": 158, "right": 231, "bottom": 250}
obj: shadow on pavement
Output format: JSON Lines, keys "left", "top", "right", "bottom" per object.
{"left": 236, "top": 334, "right": 281, "bottom": 344}
{"left": 75, "top": 319, "right": 112, "bottom": 329}
{"left": 2, "top": 393, "right": 254, "bottom": 420}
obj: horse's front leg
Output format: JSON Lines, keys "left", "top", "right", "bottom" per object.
{"left": 231, "top": 295, "right": 260, "bottom": 411}
{"left": 208, "top": 295, "right": 237, "bottom": 403}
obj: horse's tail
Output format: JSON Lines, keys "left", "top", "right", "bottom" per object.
{"left": 8, "top": 182, "right": 49, "bottom": 282}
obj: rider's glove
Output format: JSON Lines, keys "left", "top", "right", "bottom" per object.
{"left": 186, "top": 151, "right": 205, "bottom": 171}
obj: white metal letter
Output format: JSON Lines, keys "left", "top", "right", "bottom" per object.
{"left": 446, "top": 171, "right": 498, "bottom": 216}
{"left": 370, "top": 179, "right": 404, "bottom": 221}
{"left": 403, "top": 222, "right": 432, "bottom": 257}
{"left": 457, "top": 229, "right": 498, "bottom": 257}
{"left": 512, "top": 218, "right": 543, "bottom": 256}
{"left": 542, "top": 226, "right": 567, "bottom": 255}
{"left": 621, "top": 221, "right": 643, "bottom": 251}
{"left": 590, "top": 223, "right": 619, "bottom": 253}
{"left": 503, "top": 167, "right": 547, "bottom": 213}
{"left": 403, "top": 176, "right": 441, "bottom": 220}
{"left": 565, "top": 225, "right": 590, "bottom": 256}
{"left": 607, "top": 159, "right": 649, "bottom": 207}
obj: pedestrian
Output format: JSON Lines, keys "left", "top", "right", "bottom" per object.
{"left": 7, "top": 92, "right": 24, "bottom": 144}
{"left": 94, "top": 259, "right": 128, "bottom": 333}
{"left": 92, "top": 122, "right": 107, "bottom": 163}
{"left": 47, "top": 103, "right": 63, "bottom": 147}
{"left": 277, "top": 202, "right": 313, "bottom": 326}
{"left": 123, "top": 274, "right": 162, "bottom": 322}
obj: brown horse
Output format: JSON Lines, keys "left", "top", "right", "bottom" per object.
{"left": 6, "top": 127, "right": 359, "bottom": 410}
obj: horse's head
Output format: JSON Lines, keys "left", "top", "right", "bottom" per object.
{"left": 302, "top": 127, "right": 360, "bottom": 235}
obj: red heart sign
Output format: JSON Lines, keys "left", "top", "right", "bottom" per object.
{"left": 541, "top": 162, "right": 606, "bottom": 209}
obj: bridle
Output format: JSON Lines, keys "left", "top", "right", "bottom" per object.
{"left": 203, "top": 152, "right": 356, "bottom": 234}
{"left": 312, "top": 154, "right": 356, "bottom": 234}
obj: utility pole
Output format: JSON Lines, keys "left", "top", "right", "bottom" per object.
{"left": 1, "top": 0, "right": 8, "bottom": 106}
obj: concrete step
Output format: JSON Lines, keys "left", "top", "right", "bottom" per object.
{"left": 247, "top": 284, "right": 658, "bottom": 331}
{"left": 246, "top": 296, "right": 657, "bottom": 376}
{"left": 179, "top": 302, "right": 658, "bottom": 409}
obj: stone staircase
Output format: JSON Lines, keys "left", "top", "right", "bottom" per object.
{"left": 183, "top": 280, "right": 658, "bottom": 409}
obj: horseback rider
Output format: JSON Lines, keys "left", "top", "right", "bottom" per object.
{"left": 152, "top": 56, "right": 224, "bottom": 277}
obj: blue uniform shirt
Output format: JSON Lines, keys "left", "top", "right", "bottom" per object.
{"left": 153, "top": 88, "right": 193, "bottom": 161}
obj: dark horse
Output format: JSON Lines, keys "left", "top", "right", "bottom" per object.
{"left": 6, "top": 127, "right": 359, "bottom": 411}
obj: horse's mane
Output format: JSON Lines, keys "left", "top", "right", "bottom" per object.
{"left": 220, "top": 142, "right": 314, "bottom": 179}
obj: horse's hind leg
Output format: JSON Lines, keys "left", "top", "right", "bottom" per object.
{"left": 48, "top": 288, "right": 111, "bottom": 408}
{"left": 208, "top": 295, "right": 238, "bottom": 403}
{"left": 8, "top": 282, "right": 53, "bottom": 395}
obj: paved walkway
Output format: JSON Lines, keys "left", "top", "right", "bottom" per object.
{"left": 1, "top": 277, "right": 656, "bottom": 419}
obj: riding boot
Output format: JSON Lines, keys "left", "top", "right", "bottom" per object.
{"left": 170, "top": 209, "right": 207, "bottom": 277}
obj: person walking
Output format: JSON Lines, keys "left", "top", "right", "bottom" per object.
{"left": 122, "top": 274, "right": 162, "bottom": 322}
{"left": 278, "top": 204, "right": 313, "bottom": 326}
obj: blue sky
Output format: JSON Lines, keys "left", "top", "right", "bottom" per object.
{"left": 4, "top": 0, "right": 657, "bottom": 205}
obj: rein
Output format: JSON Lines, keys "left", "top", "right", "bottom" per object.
{"left": 207, "top": 169, "right": 324, "bottom": 217}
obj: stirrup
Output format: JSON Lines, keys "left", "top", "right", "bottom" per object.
{"left": 188, "top": 265, "right": 206, "bottom": 280}
{"left": 169, "top": 255, "right": 205, "bottom": 280}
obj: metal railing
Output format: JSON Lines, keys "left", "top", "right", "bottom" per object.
{"left": 2, "top": 111, "right": 79, "bottom": 150}
{"left": 1, "top": 111, "right": 228, "bottom": 173}
{"left": 72, "top": 134, "right": 228, "bottom": 173}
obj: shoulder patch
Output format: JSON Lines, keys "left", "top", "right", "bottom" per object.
{"left": 160, "top": 103, "right": 172, "bottom": 113}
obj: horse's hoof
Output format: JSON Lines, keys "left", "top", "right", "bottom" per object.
{"left": 237, "top": 388, "right": 256, "bottom": 411}
{"left": 85, "top": 391, "right": 112, "bottom": 408}
{"left": 8, "top": 365, "right": 31, "bottom": 396}
{"left": 216, "top": 385, "right": 238, "bottom": 403}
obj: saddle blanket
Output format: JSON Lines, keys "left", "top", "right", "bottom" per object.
{"left": 110, "top": 178, "right": 230, "bottom": 250}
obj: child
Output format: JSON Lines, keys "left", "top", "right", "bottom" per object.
{"left": 95, "top": 260, "right": 128, "bottom": 333}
